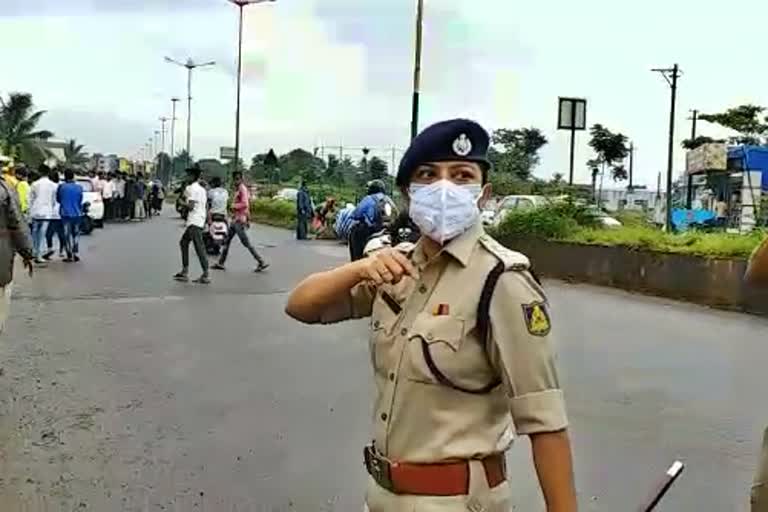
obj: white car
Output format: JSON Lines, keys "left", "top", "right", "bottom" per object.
{"left": 493, "top": 195, "right": 550, "bottom": 226}
{"left": 75, "top": 178, "right": 104, "bottom": 233}
{"left": 273, "top": 188, "right": 299, "bottom": 202}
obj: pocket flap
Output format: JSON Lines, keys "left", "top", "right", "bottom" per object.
{"left": 409, "top": 312, "right": 464, "bottom": 351}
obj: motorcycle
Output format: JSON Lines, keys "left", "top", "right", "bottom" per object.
{"left": 204, "top": 213, "right": 229, "bottom": 256}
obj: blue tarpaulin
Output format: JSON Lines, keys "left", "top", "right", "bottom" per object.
{"left": 727, "top": 145, "right": 768, "bottom": 190}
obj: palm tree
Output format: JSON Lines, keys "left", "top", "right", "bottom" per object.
{"left": 0, "top": 93, "right": 53, "bottom": 164}
{"left": 64, "top": 139, "right": 88, "bottom": 169}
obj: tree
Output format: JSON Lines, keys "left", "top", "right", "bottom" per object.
{"left": 368, "top": 156, "right": 389, "bottom": 180}
{"left": 196, "top": 158, "right": 227, "bottom": 182}
{"left": 699, "top": 104, "right": 768, "bottom": 145}
{"left": 64, "top": 139, "right": 88, "bottom": 169}
{"left": 587, "top": 124, "right": 629, "bottom": 202}
{"left": 172, "top": 150, "right": 194, "bottom": 179}
{"left": 489, "top": 128, "right": 548, "bottom": 180}
{"left": 278, "top": 148, "right": 325, "bottom": 182}
{"left": 155, "top": 152, "right": 172, "bottom": 183}
{"left": 0, "top": 92, "right": 53, "bottom": 164}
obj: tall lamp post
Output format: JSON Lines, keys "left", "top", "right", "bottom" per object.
{"left": 652, "top": 63, "right": 682, "bottom": 233}
{"left": 165, "top": 57, "right": 216, "bottom": 168}
{"left": 410, "top": 0, "right": 424, "bottom": 141}
{"left": 227, "top": 0, "right": 276, "bottom": 175}
{"left": 170, "top": 97, "right": 180, "bottom": 180}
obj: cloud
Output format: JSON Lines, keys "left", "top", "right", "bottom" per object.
{"left": 0, "top": 0, "right": 215, "bottom": 17}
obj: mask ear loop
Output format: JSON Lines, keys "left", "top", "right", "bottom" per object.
{"left": 439, "top": 181, "right": 448, "bottom": 244}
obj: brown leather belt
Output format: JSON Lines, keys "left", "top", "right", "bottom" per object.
{"left": 364, "top": 445, "right": 507, "bottom": 496}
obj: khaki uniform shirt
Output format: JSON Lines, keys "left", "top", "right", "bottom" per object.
{"left": 321, "top": 222, "right": 568, "bottom": 462}
{"left": 753, "top": 427, "right": 768, "bottom": 511}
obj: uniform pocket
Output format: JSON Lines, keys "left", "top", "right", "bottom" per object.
{"left": 370, "top": 293, "right": 401, "bottom": 377}
{"left": 405, "top": 312, "right": 465, "bottom": 384}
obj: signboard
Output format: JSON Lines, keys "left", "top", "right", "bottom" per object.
{"left": 220, "top": 146, "right": 236, "bottom": 160}
{"left": 557, "top": 97, "right": 587, "bottom": 130}
{"left": 685, "top": 143, "right": 727, "bottom": 175}
{"left": 119, "top": 158, "right": 131, "bottom": 173}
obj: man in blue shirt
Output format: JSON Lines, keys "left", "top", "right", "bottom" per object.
{"left": 56, "top": 169, "right": 83, "bottom": 262}
{"left": 296, "top": 181, "right": 313, "bottom": 240}
{"left": 348, "top": 179, "right": 390, "bottom": 261}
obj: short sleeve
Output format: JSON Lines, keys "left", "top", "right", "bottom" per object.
{"left": 487, "top": 271, "right": 568, "bottom": 435}
{"left": 319, "top": 281, "right": 376, "bottom": 324}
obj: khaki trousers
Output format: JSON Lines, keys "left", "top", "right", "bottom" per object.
{"left": 753, "top": 427, "right": 768, "bottom": 512}
{"left": 364, "top": 460, "right": 511, "bottom": 512}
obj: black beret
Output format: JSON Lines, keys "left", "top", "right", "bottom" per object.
{"left": 396, "top": 119, "right": 492, "bottom": 187}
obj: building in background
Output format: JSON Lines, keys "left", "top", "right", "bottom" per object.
{"left": 98, "top": 155, "right": 119, "bottom": 173}
{"left": 599, "top": 188, "right": 665, "bottom": 212}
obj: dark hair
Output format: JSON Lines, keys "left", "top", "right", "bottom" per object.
{"left": 210, "top": 177, "right": 222, "bottom": 188}
{"left": 186, "top": 167, "right": 202, "bottom": 180}
{"left": 367, "top": 179, "right": 386, "bottom": 195}
{"left": 64, "top": 169, "right": 75, "bottom": 181}
{"left": 232, "top": 171, "right": 243, "bottom": 180}
{"left": 38, "top": 163, "right": 51, "bottom": 175}
{"left": 50, "top": 171, "right": 60, "bottom": 183}
{"left": 16, "top": 168, "right": 28, "bottom": 178}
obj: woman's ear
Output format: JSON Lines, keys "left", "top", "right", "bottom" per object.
{"left": 478, "top": 183, "right": 492, "bottom": 208}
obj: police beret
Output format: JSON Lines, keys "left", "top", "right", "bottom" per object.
{"left": 396, "top": 119, "right": 492, "bottom": 187}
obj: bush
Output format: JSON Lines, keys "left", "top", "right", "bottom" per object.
{"left": 565, "top": 226, "right": 765, "bottom": 259}
{"left": 250, "top": 198, "right": 296, "bottom": 229}
{"left": 493, "top": 201, "right": 599, "bottom": 240}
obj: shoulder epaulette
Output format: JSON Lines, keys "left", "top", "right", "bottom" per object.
{"left": 478, "top": 234, "right": 530, "bottom": 271}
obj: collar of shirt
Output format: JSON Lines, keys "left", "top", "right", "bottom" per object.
{"left": 411, "top": 221, "right": 484, "bottom": 269}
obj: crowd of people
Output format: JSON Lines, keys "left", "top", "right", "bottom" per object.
{"left": 0, "top": 161, "right": 165, "bottom": 266}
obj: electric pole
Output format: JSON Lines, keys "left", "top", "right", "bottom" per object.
{"left": 652, "top": 63, "right": 681, "bottom": 232}
{"left": 159, "top": 117, "right": 168, "bottom": 183}
{"left": 685, "top": 108, "right": 698, "bottom": 209}
{"left": 628, "top": 142, "right": 634, "bottom": 191}
{"left": 410, "top": 0, "right": 424, "bottom": 141}
{"left": 170, "top": 98, "right": 179, "bottom": 184}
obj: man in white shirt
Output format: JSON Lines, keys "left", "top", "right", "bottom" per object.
{"left": 173, "top": 168, "right": 210, "bottom": 284}
{"left": 28, "top": 165, "right": 58, "bottom": 264}
{"left": 207, "top": 177, "right": 229, "bottom": 217}
{"left": 115, "top": 173, "right": 127, "bottom": 220}
{"left": 102, "top": 173, "right": 116, "bottom": 221}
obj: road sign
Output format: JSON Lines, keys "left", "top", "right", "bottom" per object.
{"left": 220, "top": 146, "right": 236, "bottom": 160}
{"left": 558, "top": 97, "right": 587, "bottom": 130}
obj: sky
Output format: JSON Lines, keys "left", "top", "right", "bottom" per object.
{"left": 2, "top": 0, "right": 768, "bottom": 187}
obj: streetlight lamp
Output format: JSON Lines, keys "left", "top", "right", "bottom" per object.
{"left": 165, "top": 57, "right": 216, "bottom": 168}
{"left": 170, "top": 97, "right": 180, "bottom": 182}
{"left": 227, "top": 0, "right": 276, "bottom": 175}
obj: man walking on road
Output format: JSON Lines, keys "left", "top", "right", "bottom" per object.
{"left": 57, "top": 169, "right": 83, "bottom": 262}
{"left": 746, "top": 235, "right": 768, "bottom": 512}
{"left": 28, "top": 165, "right": 57, "bottom": 265}
{"left": 212, "top": 172, "right": 268, "bottom": 273}
{"left": 0, "top": 173, "right": 34, "bottom": 333}
{"left": 173, "top": 168, "right": 210, "bottom": 284}
{"left": 102, "top": 172, "right": 115, "bottom": 221}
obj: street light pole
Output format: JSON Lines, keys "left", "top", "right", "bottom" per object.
{"left": 652, "top": 63, "right": 681, "bottom": 232}
{"left": 159, "top": 117, "right": 168, "bottom": 183}
{"left": 227, "top": 0, "right": 276, "bottom": 176}
{"left": 165, "top": 57, "right": 216, "bottom": 169}
{"left": 170, "top": 98, "right": 179, "bottom": 182}
{"left": 410, "top": 0, "right": 424, "bottom": 141}
{"left": 685, "top": 109, "right": 699, "bottom": 209}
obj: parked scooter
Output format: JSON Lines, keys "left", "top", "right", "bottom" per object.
{"left": 204, "top": 213, "right": 229, "bottom": 256}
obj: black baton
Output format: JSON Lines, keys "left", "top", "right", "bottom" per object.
{"left": 637, "top": 460, "right": 685, "bottom": 512}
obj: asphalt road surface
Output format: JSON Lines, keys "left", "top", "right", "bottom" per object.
{"left": 0, "top": 212, "right": 766, "bottom": 512}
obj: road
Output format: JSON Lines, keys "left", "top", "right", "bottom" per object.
{"left": 0, "top": 212, "right": 766, "bottom": 512}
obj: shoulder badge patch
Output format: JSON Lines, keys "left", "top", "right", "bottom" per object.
{"left": 522, "top": 302, "right": 551, "bottom": 336}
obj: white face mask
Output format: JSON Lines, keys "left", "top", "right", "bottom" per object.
{"left": 408, "top": 180, "right": 483, "bottom": 245}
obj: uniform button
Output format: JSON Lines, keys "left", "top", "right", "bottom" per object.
{"left": 418, "top": 284, "right": 428, "bottom": 294}
{"left": 389, "top": 372, "right": 395, "bottom": 381}
{"left": 373, "top": 320, "right": 380, "bottom": 328}
{"left": 400, "top": 328, "right": 408, "bottom": 336}
{"left": 381, "top": 413, "right": 388, "bottom": 421}
{"left": 427, "top": 333, "right": 434, "bottom": 341}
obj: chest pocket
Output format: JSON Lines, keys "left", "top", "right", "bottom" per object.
{"left": 369, "top": 290, "right": 402, "bottom": 376}
{"left": 404, "top": 312, "right": 496, "bottom": 394}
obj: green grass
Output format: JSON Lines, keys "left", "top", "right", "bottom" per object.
{"left": 563, "top": 226, "right": 765, "bottom": 259}
{"left": 250, "top": 198, "right": 297, "bottom": 229}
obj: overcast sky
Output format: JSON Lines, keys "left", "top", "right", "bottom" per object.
{"left": 1, "top": 0, "right": 766, "bottom": 186}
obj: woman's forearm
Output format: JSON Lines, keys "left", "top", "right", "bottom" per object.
{"left": 530, "top": 430, "right": 578, "bottom": 512}
{"left": 285, "top": 261, "right": 367, "bottom": 323}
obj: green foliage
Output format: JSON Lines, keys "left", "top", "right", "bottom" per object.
{"left": 155, "top": 152, "right": 173, "bottom": 183}
{"left": 489, "top": 127, "right": 548, "bottom": 180}
{"left": 0, "top": 92, "right": 54, "bottom": 165}
{"left": 699, "top": 104, "right": 768, "bottom": 145}
{"left": 249, "top": 198, "right": 297, "bottom": 229}
{"left": 196, "top": 158, "right": 227, "bottom": 182}
{"left": 368, "top": 156, "right": 388, "bottom": 180}
{"left": 565, "top": 226, "right": 765, "bottom": 259}
{"left": 278, "top": 148, "right": 326, "bottom": 183}
{"left": 681, "top": 135, "right": 724, "bottom": 150}
{"left": 172, "top": 150, "right": 193, "bottom": 178}
{"left": 492, "top": 201, "right": 599, "bottom": 240}
{"left": 63, "top": 139, "right": 87, "bottom": 168}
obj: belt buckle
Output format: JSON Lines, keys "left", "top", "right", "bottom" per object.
{"left": 365, "top": 446, "right": 394, "bottom": 493}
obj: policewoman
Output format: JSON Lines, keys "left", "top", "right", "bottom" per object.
{"left": 746, "top": 235, "right": 768, "bottom": 512}
{"left": 286, "top": 119, "right": 577, "bottom": 512}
